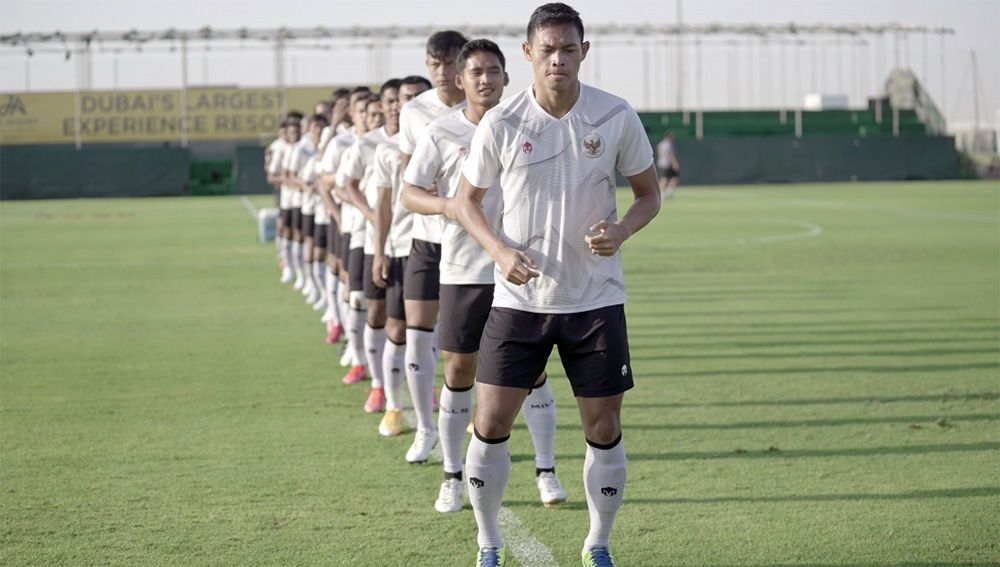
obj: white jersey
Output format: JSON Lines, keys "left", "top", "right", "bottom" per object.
{"left": 284, "top": 140, "right": 316, "bottom": 210}
{"left": 462, "top": 83, "right": 653, "bottom": 314}
{"left": 344, "top": 127, "right": 389, "bottom": 255}
{"left": 407, "top": 109, "right": 500, "bottom": 285}
{"left": 338, "top": 135, "right": 371, "bottom": 249}
{"left": 268, "top": 139, "right": 293, "bottom": 209}
{"left": 371, "top": 134, "right": 412, "bottom": 258}
{"left": 399, "top": 88, "right": 466, "bottom": 244}
{"left": 656, "top": 138, "right": 675, "bottom": 169}
{"left": 301, "top": 155, "right": 325, "bottom": 221}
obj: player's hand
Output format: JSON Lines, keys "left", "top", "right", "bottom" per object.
{"left": 585, "top": 220, "right": 629, "bottom": 256}
{"left": 372, "top": 253, "right": 389, "bottom": 288}
{"left": 496, "top": 247, "right": 540, "bottom": 285}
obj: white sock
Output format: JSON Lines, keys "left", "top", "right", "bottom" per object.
{"left": 330, "top": 276, "right": 343, "bottom": 325}
{"left": 583, "top": 435, "right": 626, "bottom": 549}
{"left": 439, "top": 384, "right": 474, "bottom": 474}
{"left": 404, "top": 327, "right": 437, "bottom": 433}
{"left": 324, "top": 267, "right": 337, "bottom": 318}
{"left": 383, "top": 339, "right": 406, "bottom": 410}
{"left": 291, "top": 241, "right": 303, "bottom": 276}
{"left": 283, "top": 238, "right": 294, "bottom": 269}
{"left": 466, "top": 432, "right": 510, "bottom": 549}
{"left": 347, "top": 308, "right": 366, "bottom": 368}
{"left": 522, "top": 378, "right": 556, "bottom": 471}
{"left": 312, "top": 261, "right": 325, "bottom": 292}
{"left": 363, "top": 324, "right": 386, "bottom": 388}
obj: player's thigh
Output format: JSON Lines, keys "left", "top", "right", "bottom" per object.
{"left": 556, "top": 304, "right": 634, "bottom": 399}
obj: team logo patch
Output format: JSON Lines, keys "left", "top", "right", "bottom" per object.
{"left": 582, "top": 133, "right": 604, "bottom": 157}
{"left": 621, "top": 364, "right": 628, "bottom": 376}
{"left": 601, "top": 486, "right": 618, "bottom": 497}
{"left": 521, "top": 141, "right": 533, "bottom": 155}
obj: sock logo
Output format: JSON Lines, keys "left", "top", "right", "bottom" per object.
{"left": 391, "top": 367, "right": 401, "bottom": 375}
{"left": 601, "top": 486, "right": 618, "bottom": 497}
{"left": 408, "top": 363, "right": 420, "bottom": 373}
{"left": 469, "top": 477, "right": 485, "bottom": 489}
{"left": 368, "top": 348, "right": 377, "bottom": 354}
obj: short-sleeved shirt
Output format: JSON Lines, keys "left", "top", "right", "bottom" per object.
{"left": 462, "top": 83, "right": 653, "bottom": 314}
{"left": 406, "top": 109, "right": 501, "bottom": 285}
{"left": 343, "top": 127, "right": 389, "bottom": 255}
{"left": 285, "top": 140, "right": 316, "bottom": 210}
{"left": 371, "top": 134, "right": 412, "bottom": 258}
{"left": 656, "top": 138, "right": 675, "bottom": 170}
{"left": 337, "top": 137, "right": 368, "bottom": 249}
{"left": 301, "top": 155, "right": 326, "bottom": 222}
{"left": 399, "top": 89, "right": 466, "bottom": 244}
{"left": 268, "top": 140, "right": 292, "bottom": 209}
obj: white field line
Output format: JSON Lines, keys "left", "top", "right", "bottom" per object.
{"left": 240, "top": 195, "right": 259, "bottom": 218}
{"left": 653, "top": 219, "right": 823, "bottom": 249}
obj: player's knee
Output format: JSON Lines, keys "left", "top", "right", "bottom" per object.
{"left": 443, "top": 354, "right": 476, "bottom": 388}
{"left": 583, "top": 413, "right": 621, "bottom": 446}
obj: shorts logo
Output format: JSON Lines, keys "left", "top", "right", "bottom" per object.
{"left": 621, "top": 364, "right": 628, "bottom": 377}
{"left": 521, "top": 141, "right": 533, "bottom": 155}
{"left": 459, "top": 146, "right": 468, "bottom": 157}
{"left": 469, "top": 477, "right": 485, "bottom": 488}
{"left": 601, "top": 486, "right": 618, "bottom": 497}
{"left": 582, "top": 133, "right": 604, "bottom": 158}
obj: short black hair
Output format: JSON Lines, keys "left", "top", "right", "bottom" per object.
{"left": 527, "top": 3, "right": 584, "bottom": 42}
{"left": 426, "top": 30, "right": 469, "bottom": 60}
{"left": 330, "top": 87, "right": 350, "bottom": 101}
{"left": 286, "top": 110, "right": 304, "bottom": 121}
{"left": 456, "top": 39, "right": 506, "bottom": 73}
{"left": 350, "top": 86, "right": 372, "bottom": 98}
{"left": 283, "top": 118, "right": 301, "bottom": 129}
{"left": 363, "top": 93, "right": 381, "bottom": 109}
{"left": 400, "top": 75, "right": 433, "bottom": 91}
{"left": 310, "top": 113, "right": 329, "bottom": 128}
{"left": 380, "top": 78, "right": 402, "bottom": 97}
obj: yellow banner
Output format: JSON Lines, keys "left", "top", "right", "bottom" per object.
{"left": 0, "top": 86, "right": 340, "bottom": 145}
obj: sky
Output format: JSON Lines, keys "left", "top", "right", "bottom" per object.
{"left": 2, "top": 0, "right": 998, "bottom": 132}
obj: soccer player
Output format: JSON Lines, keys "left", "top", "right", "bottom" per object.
{"left": 334, "top": 93, "right": 381, "bottom": 385}
{"left": 451, "top": 5, "right": 661, "bottom": 566}
{"left": 403, "top": 39, "right": 566, "bottom": 514}
{"left": 341, "top": 84, "right": 399, "bottom": 413}
{"left": 289, "top": 115, "right": 327, "bottom": 305}
{"left": 268, "top": 117, "right": 303, "bottom": 285}
{"left": 370, "top": 76, "right": 431, "bottom": 437}
{"left": 656, "top": 131, "right": 680, "bottom": 198}
{"left": 266, "top": 121, "right": 291, "bottom": 280}
{"left": 398, "top": 30, "right": 469, "bottom": 464}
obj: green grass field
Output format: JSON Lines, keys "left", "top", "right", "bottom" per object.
{"left": 2, "top": 181, "right": 998, "bottom": 566}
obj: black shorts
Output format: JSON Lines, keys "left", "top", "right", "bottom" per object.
{"left": 302, "top": 214, "right": 315, "bottom": 239}
{"left": 314, "top": 222, "right": 328, "bottom": 249}
{"left": 348, "top": 247, "right": 365, "bottom": 292}
{"left": 385, "top": 256, "right": 407, "bottom": 321}
{"left": 363, "top": 254, "right": 387, "bottom": 300}
{"left": 403, "top": 239, "right": 441, "bottom": 301}
{"left": 280, "top": 208, "right": 293, "bottom": 228}
{"left": 339, "top": 233, "right": 351, "bottom": 266}
{"left": 661, "top": 166, "right": 679, "bottom": 180}
{"left": 477, "top": 304, "right": 633, "bottom": 398}
{"left": 290, "top": 208, "right": 303, "bottom": 232}
{"left": 438, "top": 284, "right": 494, "bottom": 354}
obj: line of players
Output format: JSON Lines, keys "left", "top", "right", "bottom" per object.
{"left": 263, "top": 33, "right": 569, "bottom": 519}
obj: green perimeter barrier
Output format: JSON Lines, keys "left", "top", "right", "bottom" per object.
{"left": 1, "top": 145, "right": 189, "bottom": 200}
{"left": 233, "top": 145, "right": 271, "bottom": 195}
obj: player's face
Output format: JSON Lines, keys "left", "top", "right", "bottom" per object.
{"left": 457, "top": 51, "right": 508, "bottom": 108}
{"left": 426, "top": 53, "right": 460, "bottom": 94}
{"left": 315, "top": 102, "right": 331, "bottom": 119}
{"left": 365, "top": 102, "right": 384, "bottom": 130}
{"left": 380, "top": 88, "right": 401, "bottom": 128}
{"left": 286, "top": 125, "right": 301, "bottom": 143}
{"left": 399, "top": 83, "right": 428, "bottom": 104}
{"left": 523, "top": 24, "right": 589, "bottom": 93}
{"left": 351, "top": 99, "right": 368, "bottom": 133}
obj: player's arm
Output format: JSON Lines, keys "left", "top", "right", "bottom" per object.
{"left": 343, "top": 177, "right": 376, "bottom": 224}
{"left": 400, "top": 181, "right": 445, "bottom": 215}
{"left": 371, "top": 185, "right": 393, "bottom": 288}
{"left": 585, "top": 165, "right": 660, "bottom": 256}
{"left": 452, "top": 176, "right": 538, "bottom": 286}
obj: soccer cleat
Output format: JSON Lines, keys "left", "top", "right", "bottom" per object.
{"left": 325, "top": 321, "right": 344, "bottom": 344}
{"left": 379, "top": 408, "right": 404, "bottom": 437}
{"left": 321, "top": 309, "right": 334, "bottom": 323}
{"left": 434, "top": 477, "right": 464, "bottom": 513}
{"left": 536, "top": 471, "right": 567, "bottom": 507}
{"left": 305, "top": 287, "right": 320, "bottom": 305}
{"left": 364, "top": 387, "right": 386, "bottom": 413}
{"left": 581, "top": 546, "right": 617, "bottom": 567}
{"left": 280, "top": 267, "right": 293, "bottom": 284}
{"left": 312, "top": 295, "right": 327, "bottom": 312}
{"left": 342, "top": 364, "right": 366, "bottom": 385}
{"left": 475, "top": 546, "right": 509, "bottom": 567}
{"left": 405, "top": 429, "right": 438, "bottom": 464}
{"left": 293, "top": 273, "right": 305, "bottom": 290}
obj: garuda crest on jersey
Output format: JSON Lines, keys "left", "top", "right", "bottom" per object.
{"left": 582, "top": 133, "right": 604, "bottom": 158}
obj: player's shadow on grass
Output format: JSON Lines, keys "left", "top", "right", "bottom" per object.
{"left": 601, "top": 412, "right": 999, "bottom": 431}
{"left": 510, "top": 441, "right": 999, "bottom": 463}
{"left": 621, "top": 391, "right": 1000, "bottom": 409}
{"left": 503, "top": 486, "right": 999, "bottom": 510}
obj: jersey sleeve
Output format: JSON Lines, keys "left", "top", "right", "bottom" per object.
{"left": 461, "top": 118, "right": 501, "bottom": 189}
{"left": 372, "top": 145, "right": 393, "bottom": 189}
{"left": 267, "top": 147, "right": 284, "bottom": 175}
{"left": 615, "top": 108, "right": 654, "bottom": 177}
{"left": 398, "top": 106, "right": 418, "bottom": 155}
{"left": 342, "top": 142, "right": 365, "bottom": 182}
{"left": 402, "top": 131, "right": 443, "bottom": 188}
